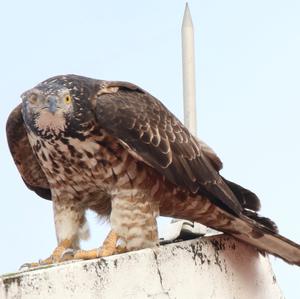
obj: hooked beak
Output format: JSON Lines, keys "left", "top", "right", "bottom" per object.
{"left": 47, "top": 96, "right": 57, "bottom": 114}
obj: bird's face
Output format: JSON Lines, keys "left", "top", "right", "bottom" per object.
{"left": 21, "top": 75, "right": 96, "bottom": 138}
{"left": 22, "top": 86, "right": 73, "bottom": 135}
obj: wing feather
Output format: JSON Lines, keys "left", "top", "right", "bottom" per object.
{"left": 6, "top": 104, "right": 51, "bottom": 200}
{"left": 94, "top": 81, "right": 242, "bottom": 215}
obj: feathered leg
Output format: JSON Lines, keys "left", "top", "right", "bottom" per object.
{"left": 21, "top": 197, "right": 89, "bottom": 268}
{"left": 73, "top": 189, "right": 159, "bottom": 260}
{"left": 110, "top": 189, "right": 159, "bottom": 251}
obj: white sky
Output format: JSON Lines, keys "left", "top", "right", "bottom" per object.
{"left": 0, "top": 0, "right": 299, "bottom": 297}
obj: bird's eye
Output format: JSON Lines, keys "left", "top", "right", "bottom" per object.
{"left": 64, "top": 95, "right": 72, "bottom": 104}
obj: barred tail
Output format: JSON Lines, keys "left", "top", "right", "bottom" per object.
{"left": 223, "top": 214, "right": 300, "bottom": 266}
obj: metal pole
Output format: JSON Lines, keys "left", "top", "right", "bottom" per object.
{"left": 162, "top": 3, "right": 207, "bottom": 243}
{"left": 182, "top": 2, "right": 197, "bottom": 135}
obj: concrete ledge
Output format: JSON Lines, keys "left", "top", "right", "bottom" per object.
{"left": 0, "top": 235, "right": 284, "bottom": 299}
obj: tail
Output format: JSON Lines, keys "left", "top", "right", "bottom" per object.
{"left": 223, "top": 177, "right": 278, "bottom": 233}
{"left": 219, "top": 177, "right": 300, "bottom": 265}
{"left": 224, "top": 214, "right": 300, "bottom": 266}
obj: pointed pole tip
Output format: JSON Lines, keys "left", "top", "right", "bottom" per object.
{"left": 184, "top": 2, "right": 190, "bottom": 13}
{"left": 182, "top": 2, "right": 193, "bottom": 28}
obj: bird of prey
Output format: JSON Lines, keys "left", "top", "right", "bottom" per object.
{"left": 6, "top": 74, "right": 300, "bottom": 266}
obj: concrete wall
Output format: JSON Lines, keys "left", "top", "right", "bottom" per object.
{"left": 0, "top": 235, "right": 284, "bottom": 299}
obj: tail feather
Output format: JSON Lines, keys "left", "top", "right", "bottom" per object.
{"left": 243, "top": 209, "right": 278, "bottom": 233}
{"left": 223, "top": 177, "right": 261, "bottom": 211}
{"left": 225, "top": 214, "right": 300, "bottom": 266}
{"left": 173, "top": 175, "right": 300, "bottom": 265}
{"left": 222, "top": 178, "right": 279, "bottom": 233}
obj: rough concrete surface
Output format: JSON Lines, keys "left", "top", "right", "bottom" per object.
{"left": 0, "top": 235, "right": 284, "bottom": 299}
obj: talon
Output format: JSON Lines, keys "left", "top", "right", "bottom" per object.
{"left": 19, "top": 263, "right": 29, "bottom": 271}
{"left": 19, "top": 239, "right": 74, "bottom": 269}
{"left": 19, "top": 263, "right": 37, "bottom": 271}
{"left": 60, "top": 248, "right": 75, "bottom": 261}
{"left": 115, "top": 245, "right": 127, "bottom": 254}
{"left": 19, "top": 259, "right": 47, "bottom": 270}
{"left": 38, "top": 259, "right": 45, "bottom": 265}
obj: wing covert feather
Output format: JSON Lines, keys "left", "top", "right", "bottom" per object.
{"left": 94, "top": 82, "right": 242, "bottom": 215}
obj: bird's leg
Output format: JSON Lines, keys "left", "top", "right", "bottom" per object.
{"left": 110, "top": 190, "right": 160, "bottom": 251}
{"left": 74, "top": 230, "right": 126, "bottom": 260}
{"left": 20, "top": 200, "right": 88, "bottom": 269}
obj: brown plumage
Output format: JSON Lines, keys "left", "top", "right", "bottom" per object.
{"left": 6, "top": 74, "right": 300, "bottom": 265}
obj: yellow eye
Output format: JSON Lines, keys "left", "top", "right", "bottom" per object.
{"left": 64, "top": 95, "right": 72, "bottom": 104}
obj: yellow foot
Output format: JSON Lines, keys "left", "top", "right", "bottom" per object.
{"left": 74, "top": 230, "right": 126, "bottom": 260}
{"left": 20, "top": 239, "right": 74, "bottom": 269}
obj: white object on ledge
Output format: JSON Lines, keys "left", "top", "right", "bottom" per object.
{"left": 160, "top": 219, "right": 221, "bottom": 244}
{"left": 0, "top": 235, "right": 284, "bottom": 299}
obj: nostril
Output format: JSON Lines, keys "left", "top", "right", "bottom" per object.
{"left": 47, "top": 95, "right": 56, "bottom": 103}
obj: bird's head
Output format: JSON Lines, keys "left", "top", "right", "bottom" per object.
{"left": 21, "top": 75, "right": 96, "bottom": 138}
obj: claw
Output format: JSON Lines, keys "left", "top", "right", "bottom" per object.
{"left": 115, "top": 245, "right": 127, "bottom": 254}
{"left": 60, "top": 248, "right": 75, "bottom": 261}
{"left": 19, "top": 259, "right": 49, "bottom": 271}
{"left": 18, "top": 232, "right": 122, "bottom": 269}
{"left": 19, "top": 239, "right": 74, "bottom": 270}
{"left": 19, "top": 263, "right": 36, "bottom": 271}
